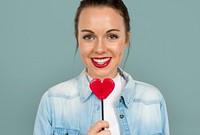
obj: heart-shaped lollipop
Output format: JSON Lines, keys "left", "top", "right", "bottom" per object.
{"left": 90, "top": 78, "right": 115, "bottom": 100}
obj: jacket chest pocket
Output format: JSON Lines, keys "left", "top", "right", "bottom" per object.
{"left": 53, "top": 128, "right": 80, "bottom": 135}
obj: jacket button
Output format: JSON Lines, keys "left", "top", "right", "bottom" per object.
{"left": 120, "top": 114, "right": 124, "bottom": 119}
{"left": 120, "top": 98, "right": 123, "bottom": 102}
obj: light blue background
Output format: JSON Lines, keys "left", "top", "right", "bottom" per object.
{"left": 0, "top": 0, "right": 200, "bottom": 134}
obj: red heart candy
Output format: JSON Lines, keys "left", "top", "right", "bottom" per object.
{"left": 89, "top": 78, "right": 115, "bottom": 100}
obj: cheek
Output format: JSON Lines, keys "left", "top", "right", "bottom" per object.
{"left": 78, "top": 44, "right": 87, "bottom": 58}
{"left": 112, "top": 44, "right": 126, "bottom": 57}
{"left": 79, "top": 48, "right": 89, "bottom": 65}
{"left": 79, "top": 46, "right": 85, "bottom": 54}
{"left": 79, "top": 44, "right": 93, "bottom": 58}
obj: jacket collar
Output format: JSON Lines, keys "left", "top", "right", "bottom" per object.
{"left": 77, "top": 69, "right": 92, "bottom": 102}
{"left": 119, "top": 70, "right": 136, "bottom": 108}
{"left": 78, "top": 68, "right": 136, "bottom": 108}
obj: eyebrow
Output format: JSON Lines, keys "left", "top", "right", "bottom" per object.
{"left": 81, "top": 29, "right": 120, "bottom": 33}
{"left": 106, "top": 29, "right": 120, "bottom": 33}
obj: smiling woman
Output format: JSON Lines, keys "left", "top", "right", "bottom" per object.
{"left": 33, "top": 0, "right": 170, "bottom": 135}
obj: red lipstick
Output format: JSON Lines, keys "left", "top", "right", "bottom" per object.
{"left": 91, "top": 57, "right": 111, "bottom": 68}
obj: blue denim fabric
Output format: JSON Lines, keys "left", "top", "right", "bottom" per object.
{"left": 34, "top": 69, "right": 170, "bottom": 135}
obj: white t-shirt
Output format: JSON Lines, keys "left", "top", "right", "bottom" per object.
{"left": 88, "top": 73, "right": 125, "bottom": 135}
{"left": 104, "top": 73, "right": 125, "bottom": 135}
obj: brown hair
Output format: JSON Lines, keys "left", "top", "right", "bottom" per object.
{"left": 74, "top": 0, "right": 130, "bottom": 38}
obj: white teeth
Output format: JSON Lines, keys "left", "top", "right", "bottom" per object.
{"left": 93, "top": 58, "right": 110, "bottom": 64}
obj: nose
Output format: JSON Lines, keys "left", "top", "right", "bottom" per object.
{"left": 94, "top": 39, "right": 107, "bottom": 54}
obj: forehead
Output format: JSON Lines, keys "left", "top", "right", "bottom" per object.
{"left": 78, "top": 7, "right": 125, "bottom": 31}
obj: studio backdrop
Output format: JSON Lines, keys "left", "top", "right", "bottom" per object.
{"left": 0, "top": 0, "right": 200, "bottom": 134}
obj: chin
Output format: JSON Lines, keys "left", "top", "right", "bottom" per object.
{"left": 94, "top": 70, "right": 114, "bottom": 79}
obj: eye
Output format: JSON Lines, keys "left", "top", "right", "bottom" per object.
{"left": 107, "top": 34, "right": 118, "bottom": 40}
{"left": 83, "top": 34, "right": 94, "bottom": 41}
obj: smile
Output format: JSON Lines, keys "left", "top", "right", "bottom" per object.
{"left": 91, "top": 57, "right": 111, "bottom": 68}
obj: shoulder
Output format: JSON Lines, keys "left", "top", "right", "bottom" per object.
{"left": 46, "top": 77, "right": 79, "bottom": 98}
{"left": 120, "top": 69, "right": 164, "bottom": 103}
{"left": 134, "top": 80, "right": 164, "bottom": 103}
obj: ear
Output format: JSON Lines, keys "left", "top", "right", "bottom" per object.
{"left": 75, "top": 32, "right": 79, "bottom": 45}
{"left": 125, "top": 32, "right": 130, "bottom": 48}
{"left": 75, "top": 32, "right": 78, "bottom": 40}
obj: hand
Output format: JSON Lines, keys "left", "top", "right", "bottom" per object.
{"left": 87, "top": 120, "right": 111, "bottom": 135}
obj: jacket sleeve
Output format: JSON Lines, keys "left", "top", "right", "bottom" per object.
{"left": 161, "top": 99, "right": 170, "bottom": 135}
{"left": 33, "top": 91, "right": 52, "bottom": 135}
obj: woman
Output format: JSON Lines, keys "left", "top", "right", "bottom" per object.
{"left": 34, "top": 0, "right": 170, "bottom": 134}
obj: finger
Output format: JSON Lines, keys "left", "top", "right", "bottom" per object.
{"left": 95, "top": 121, "right": 109, "bottom": 132}
{"left": 88, "top": 120, "right": 109, "bottom": 134}
{"left": 97, "top": 129, "right": 111, "bottom": 135}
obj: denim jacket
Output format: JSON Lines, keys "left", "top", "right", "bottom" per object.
{"left": 34, "top": 69, "right": 170, "bottom": 135}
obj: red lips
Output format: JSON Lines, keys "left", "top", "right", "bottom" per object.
{"left": 91, "top": 57, "right": 111, "bottom": 68}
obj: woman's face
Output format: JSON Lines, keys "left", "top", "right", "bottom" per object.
{"left": 77, "top": 7, "right": 130, "bottom": 80}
